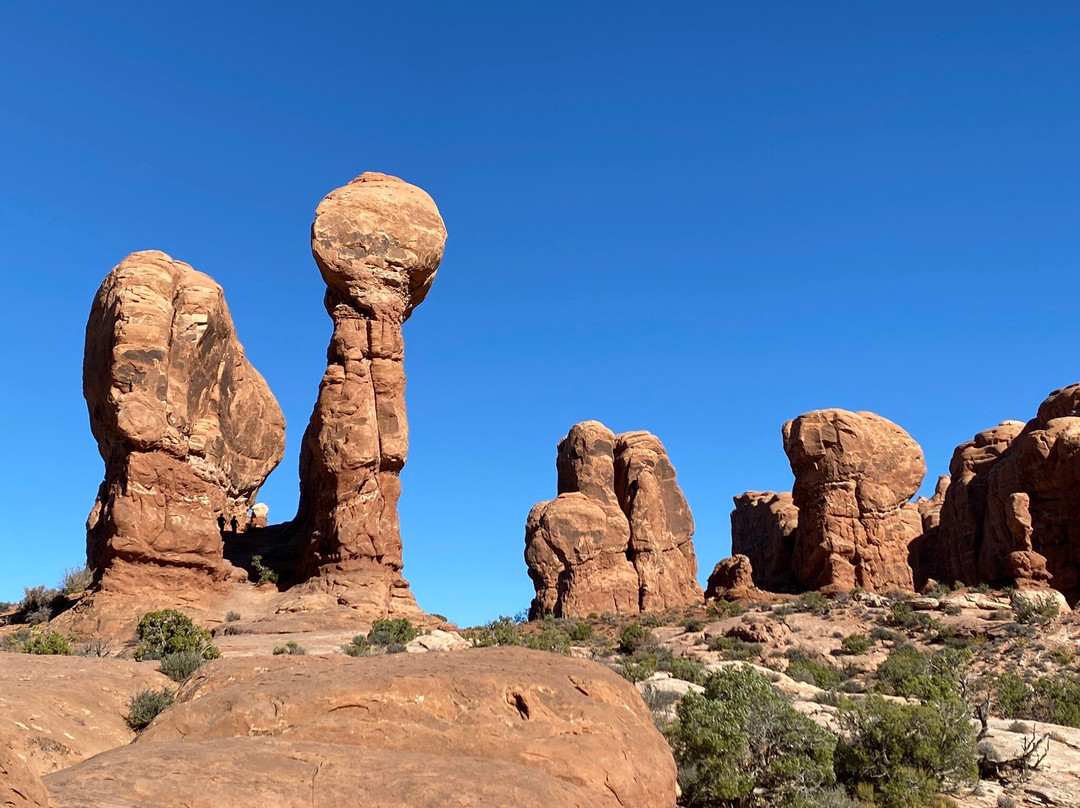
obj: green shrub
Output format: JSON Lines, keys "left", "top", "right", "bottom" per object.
{"left": 668, "top": 665, "right": 836, "bottom": 807}
{"left": 785, "top": 648, "right": 843, "bottom": 689}
{"left": 225, "top": 611, "right": 241, "bottom": 622}
{"left": 464, "top": 616, "right": 523, "bottom": 647}
{"left": 992, "top": 672, "right": 1030, "bottom": 718}
{"left": 706, "top": 635, "right": 763, "bottom": 661}
{"left": 126, "top": 688, "right": 174, "bottom": 731}
{"left": 525, "top": 619, "right": 571, "bottom": 655}
{"left": 681, "top": 617, "right": 705, "bottom": 633}
{"left": 618, "top": 622, "right": 648, "bottom": 655}
{"left": 840, "top": 634, "right": 872, "bottom": 655}
{"left": 159, "top": 651, "right": 206, "bottom": 682}
{"left": 1030, "top": 675, "right": 1080, "bottom": 727}
{"left": 706, "top": 599, "right": 744, "bottom": 619}
{"left": 567, "top": 619, "right": 593, "bottom": 642}
{"left": 834, "top": 695, "right": 977, "bottom": 808}
{"left": 272, "top": 641, "right": 306, "bottom": 656}
{"left": 133, "top": 610, "right": 220, "bottom": 662}
{"left": 22, "top": 631, "right": 72, "bottom": 655}
{"left": 869, "top": 626, "right": 902, "bottom": 644}
{"left": 1011, "top": 591, "right": 1060, "bottom": 623}
{"left": 876, "top": 645, "right": 969, "bottom": 701}
{"left": 250, "top": 554, "right": 278, "bottom": 585}
{"left": 975, "top": 583, "right": 991, "bottom": 594}
{"left": 641, "top": 613, "right": 662, "bottom": 628}
{"left": 368, "top": 618, "right": 417, "bottom": 646}
{"left": 1050, "top": 646, "right": 1075, "bottom": 665}
{"left": 794, "top": 591, "right": 830, "bottom": 615}
{"left": 342, "top": 635, "right": 370, "bottom": 656}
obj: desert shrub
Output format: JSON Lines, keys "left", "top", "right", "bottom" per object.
{"left": 342, "top": 635, "right": 370, "bottom": 656}
{"left": 707, "top": 635, "right": 763, "bottom": 661}
{"left": 78, "top": 638, "right": 110, "bottom": 657}
{"left": 886, "top": 603, "right": 938, "bottom": 631}
{"left": 272, "top": 641, "right": 306, "bottom": 656}
{"left": 225, "top": 611, "right": 241, "bottom": 623}
{"left": 794, "top": 591, "right": 830, "bottom": 616}
{"left": 22, "top": 631, "right": 72, "bottom": 655}
{"left": 975, "top": 583, "right": 991, "bottom": 594}
{"left": 1011, "top": 591, "right": 1059, "bottom": 623}
{"left": 250, "top": 554, "right": 278, "bottom": 585}
{"left": 0, "top": 628, "right": 31, "bottom": 652}
{"left": 384, "top": 642, "right": 407, "bottom": 654}
{"left": 840, "top": 634, "right": 872, "bottom": 655}
{"left": 60, "top": 566, "right": 93, "bottom": 595}
{"left": 133, "top": 610, "right": 220, "bottom": 662}
{"left": 869, "top": 626, "right": 902, "bottom": 644}
{"left": 681, "top": 617, "right": 705, "bottom": 633}
{"left": 834, "top": 695, "right": 978, "bottom": 808}
{"left": 706, "top": 599, "right": 744, "bottom": 619}
{"left": 641, "top": 613, "right": 662, "bottom": 628}
{"left": 525, "top": 618, "right": 571, "bottom": 655}
{"left": 943, "top": 603, "right": 963, "bottom": 616}
{"left": 668, "top": 665, "right": 836, "bottom": 807}
{"left": 368, "top": 618, "right": 418, "bottom": 646}
{"left": 785, "top": 648, "right": 844, "bottom": 689}
{"left": 159, "top": 650, "right": 206, "bottom": 681}
{"left": 876, "top": 646, "right": 969, "bottom": 702}
{"left": 618, "top": 622, "right": 648, "bottom": 655}
{"left": 1029, "top": 675, "right": 1080, "bottom": 727}
{"left": 126, "top": 688, "right": 174, "bottom": 731}
{"left": 465, "top": 616, "right": 523, "bottom": 647}
{"left": 991, "top": 672, "right": 1030, "bottom": 718}
{"left": 1050, "top": 646, "right": 1075, "bottom": 665}
{"left": 567, "top": 619, "right": 593, "bottom": 642}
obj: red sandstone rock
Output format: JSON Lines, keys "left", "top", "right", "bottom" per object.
{"left": 526, "top": 422, "right": 703, "bottom": 617}
{"left": 705, "top": 554, "right": 756, "bottom": 600}
{"left": 730, "top": 491, "right": 799, "bottom": 593}
{"left": 783, "top": 409, "right": 925, "bottom": 593}
{"left": 1, "top": 747, "right": 52, "bottom": 808}
{"left": 83, "top": 251, "right": 285, "bottom": 590}
{"left": 292, "top": 173, "right": 446, "bottom": 616}
{"left": 934, "top": 421, "right": 1025, "bottom": 586}
{"left": 44, "top": 649, "right": 677, "bottom": 808}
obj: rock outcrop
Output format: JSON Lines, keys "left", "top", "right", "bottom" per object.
{"left": 1, "top": 747, "right": 52, "bottom": 808}
{"left": 783, "top": 409, "right": 925, "bottom": 593}
{"left": 44, "top": 649, "right": 677, "bottom": 808}
{"left": 705, "top": 554, "right": 756, "bottom": 600}
{"left": 526, "top": 421, "right": 703, "bottom": 618}
{"left": 291, "top": 173, "right": 446, "bottom": 616}
{"left": 83, "top": 251, "right": 286, "bottom": 589}
{"left": 730, "top": 491, "right": 799, "bottom": 592}
{"left": 933, "top": 421, "right": 1025, "bottom": 586}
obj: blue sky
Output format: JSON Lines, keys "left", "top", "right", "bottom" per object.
{"left": 1, "top": 3, "right": 1078, "bottom": 625}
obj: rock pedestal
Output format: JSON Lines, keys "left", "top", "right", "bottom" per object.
{"left": 783, "top": 409, "right": 925, "bottom": 593}
{"left": 292, "top": 173, "right": 446, "bottom": 616}
{"left": 83, "top": 251, "right": 285, "bottom": 590}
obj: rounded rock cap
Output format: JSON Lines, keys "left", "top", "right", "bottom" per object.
{"left": 311, "top": 172, "right": 447, "bottom": 322}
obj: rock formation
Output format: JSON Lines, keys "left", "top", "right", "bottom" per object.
{"left": 783, "top": 409, "right": 925, "bottom": 593}
{"left": 730, "top": 491, "right": 799, "bottom": 592}
{"left": 933, "top": 421, "right": 1025, "bottom": 586}
{"left": 291, "top": 173, "right": 446, "bottom": 616}
{"left": 83, "top": 250, "right": 286, "bottom": 590}
{"left": 704, "top": 554, "right": 756, "bottom": 600}
{"left": 43, "top": 649, "right": 677, "bottom": 808}
{"left": 526, "top": 421, "right": 703, "bottom": 618}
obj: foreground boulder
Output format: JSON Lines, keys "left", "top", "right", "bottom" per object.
{"left": 783, "top": 409, "right": 925, "bottom": 592}
{"left": 291, "top": 173, "right": 446, "bottom": 616}
{"left": 730, "top": 491, "right": 799, "bottom": 592}
{"left": 1, "top": 747, "right": 52, "bottom": 808}
{"left": 83, "top": 250, "right": 286, "bottom": 590}
{"left": 526, "top": 421, "right": 703, "bottom": 617}
{"left": 44, "top": 648, "right": 677, "bottom": 808}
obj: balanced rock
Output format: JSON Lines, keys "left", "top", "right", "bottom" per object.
{"left": 705, "top": 554, "right": 756, "bottom": 600}
{"left": 291, "top": 173, "right": 446, "bottom": 616}
{"left": 83, "top": 251, "right": 285, "bottom": 589}
{"left": 526, "top": 421, "right": 703, "bottom": 618}
{"left": 730, "top": 491, "right": 799, "bottom": 593}
{"left": 783, "top": 409, "right": 925, "bottom": 593}
{"left": 45, "top": 649, "right": 677, "bottom": 808}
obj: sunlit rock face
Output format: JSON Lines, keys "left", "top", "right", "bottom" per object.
{"left": 83, "top": 250, "right": 285, "bottom": 590}
{"left": 292, "top": 173, "right": 446, "bottom": 616}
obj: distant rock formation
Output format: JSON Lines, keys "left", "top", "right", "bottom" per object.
{"left": 291, "top": 173, "right": 446, "bottom": 616}
{"left": 525, "top": 421, "right": 703, "bottom": 618}
{"left": 705, "top": 554, "right": 756, "bottom": 600}
{"left": 783, "top": 409, "right": 925, "bottom": 593}
{"left": 83, "top": 250, "right": 286, "bottom": 590}
{"left": 933, "top": 421, "right": 1025, "bottom": 586}
{"left": 730, "top": 491, "right": 799, "bottom": 593}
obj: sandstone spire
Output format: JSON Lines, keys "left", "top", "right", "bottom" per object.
{"left": 292, "top": 173, "right": 446, "bottom": 615}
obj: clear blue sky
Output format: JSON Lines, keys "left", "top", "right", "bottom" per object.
{"left": 1, "top": 3, "right": 1078, "bottom": 625}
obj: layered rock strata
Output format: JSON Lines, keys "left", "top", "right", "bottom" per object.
{"left": 526, "top": 421, "right": 703, "bottom": 618}
{"left": 730, "top": 491, "right": 799, "bottom": 592}
{"left": 291, "top": 173, "right": 446, "bottom": 615}
{"left": 783, "top": 409, "right": 925, "bottom": 593}
{"left": 83, "top": 251, "right": 285, "bottom": 589}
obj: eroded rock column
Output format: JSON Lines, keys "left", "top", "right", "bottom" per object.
{"left": 783, "top": 409, "right": 925, "bottom": 593}
{"left": 293, "top": 173, "right": 446, "bottom": 616}
{"left": 84, "top": 251, "right": 286, "bottom": 590}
